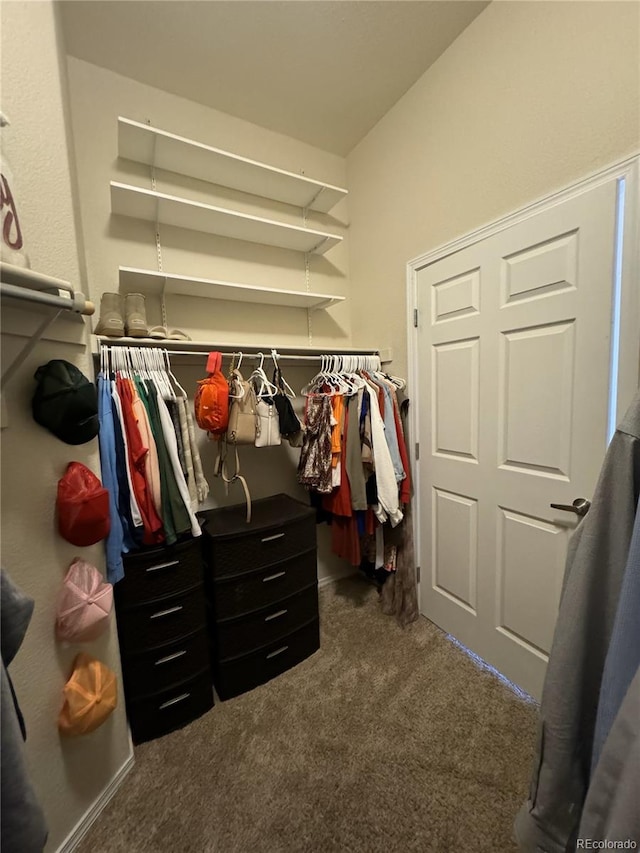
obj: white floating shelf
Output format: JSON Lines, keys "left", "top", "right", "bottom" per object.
{"left": 118, "top": 117, "right": 348, "bottom": 214}
{"left": 111, "top": 182, "right": 342, "bottom": 255}
{"left": 119, "top": 267, "right": 345, "bottom": 310}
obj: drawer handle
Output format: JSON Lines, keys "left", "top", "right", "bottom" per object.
{"left": 154, "top": 650, "right": 187, "bottom": 666}
{"left": 159, "top": 692, "right": 190, "bottom": 710}
{"left": 261, "top": 533, "right": 285, "bottom": 543}
{"left": 264, "top": 609, "right": 288, "bottom": 622}
{"left": 145, "top": 560, "right": 179, "bottom": 573}
{"left": 266, "top": 645, "right": 289, "bottom": 660}
{"left": 262, "top": 571, "right": 286, "bottom": 583}
{"left": 150, "top": 605, "right": 183, "bottom": 619}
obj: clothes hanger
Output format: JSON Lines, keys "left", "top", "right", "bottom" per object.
{"left": 228, "top": 352, "right": 246, "bottom": 399}
{"left": 328, "top": 354, "right": 351, "bottom": 395}
{"left": 250, "top": 353, "right": 279, "bottom": 398}
{"left": 146, "top": 348, "right": 167, "bottom": 400}
{"left": 338, "top": 354, "right": 356, "bottom": 390}
{"left": 119, "top": 347, "right": 129, "bottom": 378}
{"left": 157, "top": 348, "right": 176, "bottom": 401}
{"left": 301, "top": 355, "right": 325, "bottom": 396}
{"left": 271, "top": 349, "right": 296, "bottom": 398}
{"left": 164, "top": 349, "right": 188, "bottom": 398}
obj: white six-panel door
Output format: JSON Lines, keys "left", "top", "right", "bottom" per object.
{"left": 414, "top": 178, "right": 622, "bottom": 700}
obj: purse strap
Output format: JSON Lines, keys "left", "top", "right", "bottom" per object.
{"left": 206, "top": 351, "right": 222, "bottom": 374}
{"left": 214, "top": 439, "right": 252, "bottom": 524}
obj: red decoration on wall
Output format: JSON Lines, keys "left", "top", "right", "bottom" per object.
{"left": 0, "top": 172, "right": 24, "bottom": 251}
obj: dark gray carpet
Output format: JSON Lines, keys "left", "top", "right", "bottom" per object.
{"left": 77, "top": 577, "right": 537, "bottom": 853}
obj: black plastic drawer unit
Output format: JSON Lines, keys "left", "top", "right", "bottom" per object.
{"left": 115, "top": 538, "right": 213, "bottom": 744}
{"left": 199, "top": 493, "right": 320, "bottom": 700}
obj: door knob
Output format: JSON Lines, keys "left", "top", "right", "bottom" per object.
{"left": 550, "top": 498, "right": 591, "bottom": 517}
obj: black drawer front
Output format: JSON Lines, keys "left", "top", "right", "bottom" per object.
{"left": 117, "top": 586, "right": 206, "bottom": 651}
{"left": 122, "top": 629, "right": 211, "bottom": 700}
{"left": 204, "top": 515, "right": 316, "bottom": 579}
{"left": 216, "top": 584, "right": 318, "bottom": 660}
{"left": 117, "top": 541, "right": 203, "bottom": 607}
{"left": 213, "top": 618, "right": 320, "bottom": 700}
{"left": 210, "top": 549, "right": 317, "bottom": 620}
{"left": 127, "top": 670, "right": 214, "bottom": 744}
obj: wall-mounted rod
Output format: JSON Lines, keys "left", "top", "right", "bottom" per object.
{"left": 99, "top": 345, "right": 379, "bottom": 362}
{"left": 0, "top": 261, "right": 95, "bottom": 315}
{"left": 0, "top": 282, "right": 96, "bottom": 315}
{"left": 0, "top": 261, "right": 74, "bottom": 296}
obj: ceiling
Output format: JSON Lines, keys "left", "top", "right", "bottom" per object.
{"left": 59, "top": 1, "right": 488, "bottom": 156}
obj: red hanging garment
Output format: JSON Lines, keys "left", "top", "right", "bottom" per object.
{"left": 116, "top": 376, "right": 164, "bottom": 545}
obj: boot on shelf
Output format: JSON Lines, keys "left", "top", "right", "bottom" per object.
{"left": 94, "top": 292, "right": 124, "bottom": 337}
{"left": 124, "top": 292, "right": 148, "bottom": 338}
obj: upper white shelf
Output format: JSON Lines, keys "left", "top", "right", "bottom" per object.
{"left": 118, "top": 117, "right": 348, "bottom": 214}
{"left": 119, "top": 266, "right": 345, "bottom": 310}
{"left": 111, "top": 182, "right": 342, "bottom": 255}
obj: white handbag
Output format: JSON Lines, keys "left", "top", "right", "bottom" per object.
{"left": 255, "top": 398, "right": 281, "bottom": 447}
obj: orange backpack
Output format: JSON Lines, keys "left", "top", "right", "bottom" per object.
{"left": 194, "top": 351, "right": 229, "bottom": 436}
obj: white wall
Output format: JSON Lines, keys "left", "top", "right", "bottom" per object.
{"left": 65, "top": 59, "right": 355, "bottom": 583}
{"left": 347, "top": 0, "right": 640, "bottom": 376}
{"left": 0, "top": 3, "right": 132, "bottom": 852}
{"left": 66, "top": 57, "right": 350, "bottom": 348}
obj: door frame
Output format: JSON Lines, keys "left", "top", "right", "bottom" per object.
{"left": 406, "top": 153, "right": 640, "bottom": 616}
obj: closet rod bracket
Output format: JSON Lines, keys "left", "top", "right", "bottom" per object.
{"left": 1, "top": 310, "right": 62, "bottom": 429}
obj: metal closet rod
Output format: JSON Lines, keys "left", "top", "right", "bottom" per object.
{"left": 158, "top": 351, "right": 378, "bottom": 362}
{"left": 99, "top": 344, "right": 380, "bottom": 362}
{"left": 0, "top": 281, "right": 95, "bottom": 316}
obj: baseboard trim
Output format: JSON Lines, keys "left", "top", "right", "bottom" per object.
{"left": 318, "top": 570, "right": 357, "bottom": 590}
{"left": 56, "top": 751, "right": 135, "bottom": 853}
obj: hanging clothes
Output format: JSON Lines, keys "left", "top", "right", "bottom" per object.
{"left": 97, "top": 347, "right": 211, "bottom": 579}
{"left": 393, "top": 394, "right": 411, "bottom": 505}
{"left": 298, "top": 356, "right": 410, "bottom": 587}
{"left": 131, "top": 377, "right": 162, "bottom": 518}
{"left": 578, "top": 665, "right": 640, "bottom": 844}
{"left": 591, "top": 498, "right": 640, "bottom": 774}
{"left": 180, "top": 397, "right": 209, "bottom": 504}
{"left": 365, "top": 372, "right": 405, "bottom": 484}
{"left": 298, "top": 395, "right": 333, "bottom": 493}
{"left": 111, "top": 380, "right": 145, "bottom": 534}
{"left": 515, "top": 392, "right": 640, "bottom": 853}
{"left": 142, "top": 382, "right": 191, "bottom": 546}
{"left": 359, "top": 389, "right": 374, "bottom": 471}
{"left": 363, "top": 382, "right": 403, "bottom": 527}
{"left": 1, "top": 571, "right": 48, "bottom": 853}
{"left": 345, "top": 393, "right": 368, "bottom": 511}
{"left": 329, "top": 394, "right": 344, "bottom": 488}
{"left": 177, "top": 400, "right": 198, "bottom": 511}
{"left": 97, "top": 374, "right": 126, "bottom": 584}
{"left": 110, "top": 390, "right": 140, "bottom": 551}
{"left": 167, "top": 399, "right": 188, "bottom": 479}
{"left": 380, "top": 502, "right": 420, "bottom": 627}
{"left": 154, "top": 389, "right": 201, "bottom": 538}
{"left": 115, "top": 375, "right": 164, "bottom": 547}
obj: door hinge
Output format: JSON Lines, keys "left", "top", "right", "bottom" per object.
{"left": 416, "top": 565, "right": 421, "bottom": 583}
{"left": 413, "top": 308, "right": 418, "bottom": 328}
{"left": 415, "top": 442, "right": 420, "bottom": 461}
